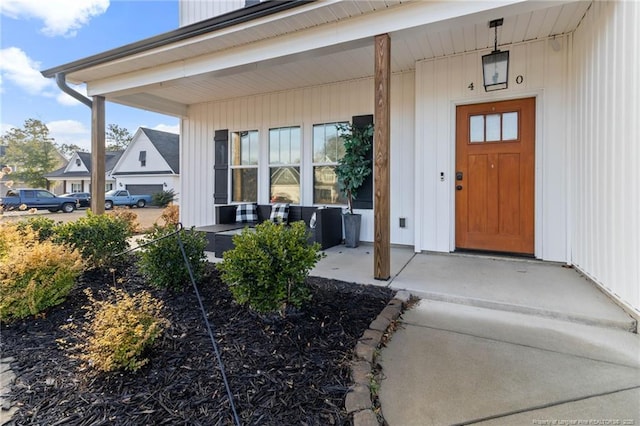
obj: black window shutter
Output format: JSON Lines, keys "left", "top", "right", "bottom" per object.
{"left": 214, "top": 129, "right": 229, "bottom": 204}
{"left": 352, "top": 114, "right": 374, "bottom": 210}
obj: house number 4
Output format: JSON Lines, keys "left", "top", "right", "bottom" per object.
{"left": 468, "top": 82, "right": 474, "bottom": 91}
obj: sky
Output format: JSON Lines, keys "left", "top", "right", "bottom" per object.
{"left": 0, "top": 0, "right": 180, "bottom": 151}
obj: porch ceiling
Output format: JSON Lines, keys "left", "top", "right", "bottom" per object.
{"left": 68, "top": 0, "right": 590, "bottom": 116}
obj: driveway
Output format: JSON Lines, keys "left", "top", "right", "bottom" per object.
{"left": 0, "top": 206, "right": 164, "bottom": 230}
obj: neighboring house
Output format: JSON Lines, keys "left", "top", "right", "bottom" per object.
{"left": 110, "top": 127, "right": 179, "bottom": 199}
{"left": 41, "top": 1, "right": 640, "bottom": 315}
{"left": 45, "top": 150, "right": 123, "bottom": 194}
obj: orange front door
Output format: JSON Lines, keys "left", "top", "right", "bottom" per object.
{"left": 455, "top": 98, "right": 535, "bottom": 255}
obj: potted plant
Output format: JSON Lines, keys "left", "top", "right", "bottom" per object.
{"left": 335, "top": 122, "right": 374, "bottom": 248}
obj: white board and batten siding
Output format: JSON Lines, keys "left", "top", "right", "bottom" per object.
{"left": 180, "top": 0, "right": 253, "bottom": 27}
{"left": 570, "top": 1, "right": 639, "bottom": 315}
{"left": 180, "top": 72, "right": 415, "bottom": 246}
{"left": 416, "top": 35, "right": 571, "bottom": 262}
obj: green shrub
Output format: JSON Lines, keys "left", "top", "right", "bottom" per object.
{"left": 152, "top": 189, "right": 176, "bottom": 208}
{"left": 55, "top": 211, "right": 132, "bottom": 269}
{"left": 217, "top": 221, "right": 324, "bottom": 315}
{"left": 137, "top": 225, "right": 207, "bottom": 290}
{"left": 68, "top": 287, "right": 169, "bottom": 372}
{"left": 0, "top": 228, "right": 83, "bottom": 322}
{"left": 15, "top": 216, "right": 59, "bottom": 241}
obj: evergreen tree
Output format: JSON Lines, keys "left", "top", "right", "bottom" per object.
{"left": 106, "top": 124, "right": 133, "bottom": 151}
{"left": 1, "top": 119, "right": 61, "bottom": 188}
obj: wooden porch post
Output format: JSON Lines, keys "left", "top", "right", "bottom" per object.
{"left": 91, "top": 95, "right": 106, "bottom": 214}
{"left": 374, "top": 33, "right": 390, "bottom": 280}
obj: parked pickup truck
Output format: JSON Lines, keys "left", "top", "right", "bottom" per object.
{"left": 0, "top": 188, "right": 77, "bottom": 213}
{"left": 104, "top": 189, "right": 152, "bottom": 210}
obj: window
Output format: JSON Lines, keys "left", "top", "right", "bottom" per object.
{"left": 469, "top": 111, "right": 519, "bottom": 143}
{"left": 71, "top": 183, "right": 82, "bottom": 192}
{"left": 105, "top": 183, "right": 113, "bottom": 191}
{"left": 36, "top": 190, "right": 54, "bottom": 198}
{"left": 230, "top": 130, "right": 258, "bottom": 202}
{"left": 269, "top": 126, "right": 301, "bottom": 204}
{"left": 139, "top": 150, "right": 147, "bottom": 167}
{"left": 75, "top": 158, "right": 81, "bottom": 166}
{"left": 312, "top": 123, "right": 347, "bottom": 205}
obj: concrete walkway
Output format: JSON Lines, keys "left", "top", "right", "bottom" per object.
{"left": 307, "top": 245, "right": 639, "bottom": 425}
{"left": 379, "top": 301, "right": 640, "bottom": 425}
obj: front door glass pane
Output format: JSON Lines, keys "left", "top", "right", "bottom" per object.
{"left": 470, "top": 115, "right": 484, "bottom": 142}
{"left": 502, "top": 112, "right": 518, "bottom": 140}
{"left": 486, "top": 114, "right": 501, "bottom": 141}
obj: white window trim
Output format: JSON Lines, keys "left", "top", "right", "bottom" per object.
{"left": 229, "top": 130, "right": 259, "bottom": 203}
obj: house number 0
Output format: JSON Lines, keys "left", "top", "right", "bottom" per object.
{"left": 516, "top": 75, "right": 524, "bottom": 84}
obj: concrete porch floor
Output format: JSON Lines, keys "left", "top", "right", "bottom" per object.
{"left": 306, "top": 245, "right": 637, "bottom": 332}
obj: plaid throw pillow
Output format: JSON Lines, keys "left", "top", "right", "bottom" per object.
{"left": 235, "top": 203, "right": 258, "bottom": 223}
{"left": 270, "top": 203, "right": 290, "bottom": 224}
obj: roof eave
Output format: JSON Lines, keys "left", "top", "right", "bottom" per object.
{"left": 41, "top": 0, "right": 313, "bottom": 78}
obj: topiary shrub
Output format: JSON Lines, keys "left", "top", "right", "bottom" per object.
{"left": 55, "top": 211, "right": 132, "bottom": 269}
{"left": 152, "top": 189, "right": 176, "bottom": 208}
{"left": 66, "top": 287, "right": 169, "bottom": 372}
{"left": 137, "top": 224, "right": 207, "bottom": 290}
{"left": 0, "top": 226, "right": 83, "bottom": 322}
{"left": 217, "top": 221, "right": 325, "bottom": 315}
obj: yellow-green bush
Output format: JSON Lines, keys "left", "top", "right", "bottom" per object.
{"left": 0, "top": 225, "right": 83, "bottom": 322}
{"left": 0, "top": 222, "right": 24, "bottom": 260}
{"left": 72, "top": 288, "right": 169, "bottom": 372}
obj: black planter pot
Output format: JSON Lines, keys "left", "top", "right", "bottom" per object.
{"left": 343, "top": 213, "right": 361, "bottom": 248}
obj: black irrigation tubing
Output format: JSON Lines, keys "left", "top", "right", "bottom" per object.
{"left": 115, "top": 223, "right": 242, "bottom": 426}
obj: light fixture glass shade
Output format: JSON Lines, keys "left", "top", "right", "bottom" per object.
{"left": 482, "top": 50, "right": 509, "bottom": 91}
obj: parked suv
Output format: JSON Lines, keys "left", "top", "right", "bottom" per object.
{"left": 60, "top": 192, "right": 91, "bottom": 208}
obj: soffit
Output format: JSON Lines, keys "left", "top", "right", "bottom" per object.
{"left": 73, "top": 0, "right": 590, "bottom": 115}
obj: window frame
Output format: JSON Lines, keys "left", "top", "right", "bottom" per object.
{"left": 229, "top": 129, "right": 259, "bottom": 203}
{"left": 311, "top": 121, "right": 348, "bottom": 205}
{"left": 268, "top": 126, "right": 301, "bottom": 204}
{"left": 139, "top": 150, "right": 147, "bottom": 167}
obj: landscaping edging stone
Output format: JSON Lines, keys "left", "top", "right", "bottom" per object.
{"left": 346, "top": 290, "right": 411, "bottom": 426}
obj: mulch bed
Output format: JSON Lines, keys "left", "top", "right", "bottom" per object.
{"left": 1, "top": 260, "right": 394, "bottom": 425}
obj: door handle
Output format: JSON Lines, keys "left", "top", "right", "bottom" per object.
{"left": 456, "top": 185, "right": 463, "bottom": 191}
